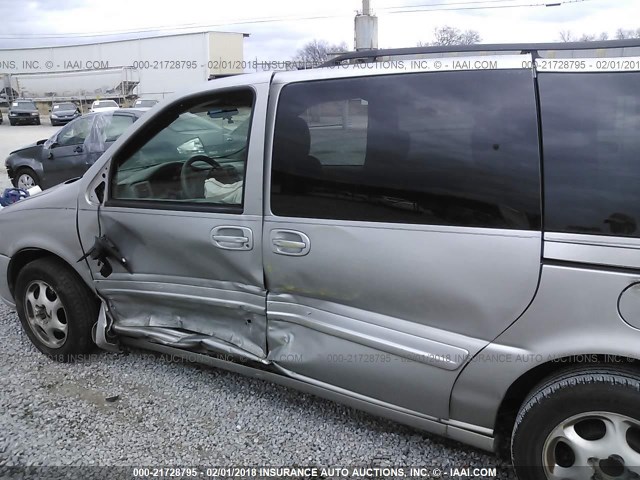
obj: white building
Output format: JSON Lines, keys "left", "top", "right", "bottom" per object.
{"left": 0, "top": 31, "right": 248, "bottom": 103}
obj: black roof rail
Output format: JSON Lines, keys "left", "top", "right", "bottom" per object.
{"left": 320, "top": 39, "right": 640, "bottom": 67}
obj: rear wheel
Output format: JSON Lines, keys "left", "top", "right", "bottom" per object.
{"left": 512, "top": 366, "right": 640, "bottom": 479}
{"left": 12, "top": 167, "right": 39, "bottom": 189}
{"left": 15, "top": 257, "right": 97, "bottom": 362}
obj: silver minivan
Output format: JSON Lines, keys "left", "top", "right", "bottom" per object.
{"left": 2, "top": 41, "right": 640, "bottom": 479}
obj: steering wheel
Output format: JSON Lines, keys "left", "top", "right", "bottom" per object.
{"left": 180, "top": 155, "right": 222, "bottom": 199}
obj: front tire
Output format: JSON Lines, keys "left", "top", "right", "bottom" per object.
{"left": 15, "top": 257, "right": 98, "bottom": 362}
{"left": 512, "top": 366, "right": 640, "bottom": 479}
{"left": 12, "top": 167, "right": 40, "bottom": 189}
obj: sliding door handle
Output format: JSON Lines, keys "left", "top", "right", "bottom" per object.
{"left": 271, "top": 230, "right": 311, "bottom": 256}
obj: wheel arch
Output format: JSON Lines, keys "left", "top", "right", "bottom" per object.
{"left": 8, "top": 248, "right": 94, "bottom": 299}
{"left": 493, "top": 355, "right": 640, "bottom": 457}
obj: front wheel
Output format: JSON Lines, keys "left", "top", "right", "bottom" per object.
{"left": 15, "top": 257, "right": 98, "bottom": 362}
{"left": 512, "top": 366, "right": 640, "bottom": 479}
{"left": 12, "top": 167, "right": 40, "bottom": 189}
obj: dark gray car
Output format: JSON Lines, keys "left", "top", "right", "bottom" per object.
{"left": 8, "top": 99, "right": 40, "bottom": 126}
{"left": 5, "top": 109, "right": 143, "bottom": 189}
{"left": 49, "top": 102, "right": 81, "bottom": 126}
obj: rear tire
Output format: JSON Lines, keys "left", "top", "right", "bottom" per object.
{"left": 12, "top": 167, "right": 40, "bottom": 189}
{"left": 15, "top": 257, "right": 98, "bottom": 362}
{"left": 512, "top": 366, "right": 640, "bottom": 479}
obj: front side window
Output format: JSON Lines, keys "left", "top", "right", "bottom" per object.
{"left": 540, "top": 72, "right": 640, "bottom": 237}
{"left": 271, "top": 70, "right": 541, "bottom": 229}
{"left": 57, "top": 116, "right": 94, "bottom": 146}
{"left": 110, "top": 89, "right": 253, "bottom": 207}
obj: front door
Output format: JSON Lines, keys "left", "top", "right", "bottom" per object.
{"left": 77, "top": 82, "right": 269, "bottom": 360}
{"left": 43, "top": 115, "right": 94, "bottom": 188}
{"left": 263, "top": 63, "right": 542, "bottom": 419}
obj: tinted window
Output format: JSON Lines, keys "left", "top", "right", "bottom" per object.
{"left": 540, "top": 72, "right": 640, "bottom": 237}
{"left": 111, "top": 89, "right": 253, "bottom": 207}
{"left": 271, "top": 70, "right": 540, "bottom": 229}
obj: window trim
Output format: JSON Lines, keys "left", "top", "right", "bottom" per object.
{"left": 105, "top": 86, "right": 256, "bottom": 214}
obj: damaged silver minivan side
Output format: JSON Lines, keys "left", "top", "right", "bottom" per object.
{"left": 2, "top": 41, "right": 640, "bottom": 479}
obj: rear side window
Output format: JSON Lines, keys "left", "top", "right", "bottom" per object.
{"left": 104, "top": 115, "right": 135, "bottom": 142}
{"left": 540, "top": 72, "right": 640, "bottom": 237}
{"left": 270, "top": 70, "right": 541, "bottom": 229}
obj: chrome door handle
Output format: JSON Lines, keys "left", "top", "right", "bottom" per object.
{"left": 272, "top": 239, "right": 307, "bottom": 249}
{"left": 271, "top": 229, "right": 311, "bottom": 256}
{"left": 211, "top": 226, "right": 253, "bottom": 251}
{"left": 213, "top": 235, "right": 249, "bottom": 244}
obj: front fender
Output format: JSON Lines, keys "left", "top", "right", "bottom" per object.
{"left": 0, "top": 180, "right": 92, "bottom": 298}
{"left": 6, "top": 150, "right": 45, "bottom": 181}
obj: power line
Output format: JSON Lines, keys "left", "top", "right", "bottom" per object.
{"left": 0, "top": 0, "right": 595, "bottom": 40}
{"left": 385, "top": 0, "right": 592, "bottom": 14}
{"left": 378, "top": 0, "right": 543, "bottom": 10}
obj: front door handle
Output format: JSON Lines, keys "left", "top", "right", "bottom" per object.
{"left": 271, "top": 229, "right": 311, "bottom": 256}
{"left": 74, "top": 145, "right": 84, "bottom": 153}
{"left": 211, "top": 226, "right": 253, "bottom": 251}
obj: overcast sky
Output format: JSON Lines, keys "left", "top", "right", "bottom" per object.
{"left": 0, "top": 0, "right": 638, "bottom": 59}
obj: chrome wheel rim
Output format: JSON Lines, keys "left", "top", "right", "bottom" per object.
{"left": 543, "top": 411, "right": 640, "bottom": 479}
{"left": 17, "top": 173, "right": 35, "bottom": 189}
{"left": 24, "top": 280, "right": 68, "bottom": 349}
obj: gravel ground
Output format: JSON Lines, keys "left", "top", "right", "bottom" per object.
{"left": 0, "top": 303, "right": 517, "bottom": 479}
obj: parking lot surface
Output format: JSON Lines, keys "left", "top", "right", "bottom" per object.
{"left": 0, "top": 124, "right": 516, "bottom": 479}
{"left": 0, "top": 122, "right": 59, "bottom": 191}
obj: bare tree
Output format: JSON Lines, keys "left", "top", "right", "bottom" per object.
{"left": 615, "top": 28, "right": 640, "bottom": 40}
{"left": 561, "top": 28, "right": 637, "bottom": 42}
{"left": 559, "top": 30, "right": 575, "bottom": 42}
{"left": 292, "top": 40, "right": 349, "bottom": 67}
{"left": 418, "top": 26, "right": 481, "bottom": 46}
{"left": 579, "top": 33, "right": 596, "bottom": 42}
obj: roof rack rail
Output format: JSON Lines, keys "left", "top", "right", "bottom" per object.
{"left": 320, "top": 39, "right": 640, "bottom": 67}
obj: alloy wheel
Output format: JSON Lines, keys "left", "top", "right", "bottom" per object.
{"left": 543, "top": 411, "right": 640, "bottom": 479}
{"left": 23, "top": 280, "right": 68, "bottom": 349}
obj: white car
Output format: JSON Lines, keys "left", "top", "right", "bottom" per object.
{"left": 89, "top": 100, "right": 120, "bottom": 113}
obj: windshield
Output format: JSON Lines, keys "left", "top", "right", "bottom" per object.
{"left": 53, "top": 103, "right": 76, "bottom": 110}
{"left": 94, "top": 101, "right": 118, "bottom": 108}
{"left": 135, "top": 100, "right": 157, "bottom": 107}
{"left": 13, "top": 101, "right": 36, "bottom": 109}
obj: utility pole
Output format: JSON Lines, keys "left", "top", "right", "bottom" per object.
{"left": 355, "top": 0, "right": 378, "bottom": 51}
